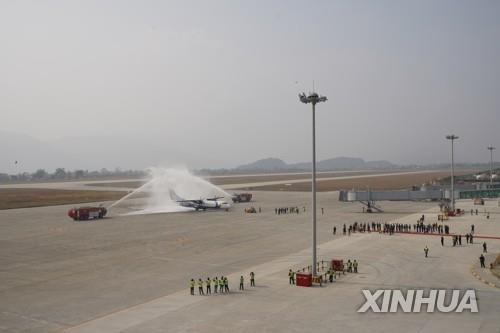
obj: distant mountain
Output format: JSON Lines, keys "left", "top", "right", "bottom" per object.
{"left": 236, "top": 158, "right": 289, "bottom": 171}
{"left": 235, "top": 156, "right": 397, "bottom": 172}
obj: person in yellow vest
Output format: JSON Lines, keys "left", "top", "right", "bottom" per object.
{"left": 189, "top": 278, "right": 195, "bottom": 295}
{"left": 353, "top": 260, "right": 358, "bottom": 273}
{"left": 198, "top": 278, "right": 204, "bottom": 295}
{"left": 213, "top": 276, "right": 219, "bottom": 293}
{"left": 206, "top": 277, "right": 211, "bottom": 294}
{"left": 347, "top": 259, "right": 353, "bottom": 273}
{"left": 288, "top": 269, "right": 295, "bottom": 285}
{"left": 219, "top": 276, "right": 225, "bottom": 293}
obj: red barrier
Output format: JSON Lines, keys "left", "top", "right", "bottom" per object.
{"left": 296, "top": 272, "right": 312, "bottom": 287}
{"left": 331, "top": 259, "right": 344, "bottom": 272}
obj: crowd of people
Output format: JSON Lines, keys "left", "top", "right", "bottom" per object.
{"left": 274, "top": 206, "right": 302, "bottom": 215}
{"left": 189, "top": 272, "right": 255, "bottom": 296}
{"left": 338, "top": 215, "right": 452, "bottom": 236}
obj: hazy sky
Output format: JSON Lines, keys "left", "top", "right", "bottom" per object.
{"left": 1, "top": 0, "right": 500, "bottom": 172}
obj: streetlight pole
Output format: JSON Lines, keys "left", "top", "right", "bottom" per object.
{"left": 488, "top": 146, "right": 496, "bottom": 185}
{"left": 446, "top": 135, "right": 459, "bottom": 212}
{"left": 299, "top": 91, "right": 327, "bottom": 277}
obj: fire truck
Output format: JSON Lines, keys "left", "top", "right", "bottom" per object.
{"left": 232, "top": 193, "right": 252, "bottom": 203}
{"left": 68, "top": 206, "right": 107, "bottom": 221}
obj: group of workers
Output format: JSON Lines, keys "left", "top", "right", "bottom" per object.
{"left": 275, "top": 207, "right": 301, "bottom": 215}
{"left": 189, "top": 272, "right": 255, "bottom": 295}
{"left": 337, "top": 220, "right": 451, "bottom": 236}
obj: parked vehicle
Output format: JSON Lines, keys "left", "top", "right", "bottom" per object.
{"left": 68, "top": 206, "right": 107, "bottom": 221}
{"left": 232, "top": 193, "right": 252, "bottom": 203}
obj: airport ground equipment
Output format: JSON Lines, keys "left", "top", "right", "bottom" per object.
{"left": 68, "top": 206, "right": 107, "bottom": 221}
{"left": 244, "top": 207, "right": 257, "bottom": 213}
{"left": 296, "top": 272, "right": 313, "bottom": 287}
{"left": 232, "top": 193, "right": 252, "bottom": 203}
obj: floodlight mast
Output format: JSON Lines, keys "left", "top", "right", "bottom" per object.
{"left": 446, "top": 135, "right": 459, "bottom": 212}
{"left": 488, "top": 146, "right": 496, "bottom": 185}
{"left": 299, "top": 92, "right": 327, "bottom": 277}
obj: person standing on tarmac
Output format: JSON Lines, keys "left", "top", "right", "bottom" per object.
{"left": 250, "top": 272, "right": 255, "bottom": 287}
{"left": 219, "top": 276, "right": 225, "bottom": 293}
{"left": 441, "top": 236, "right": 444, "bottom": 246}
{"left": 190, "top": 278, "right": 195, "bottom": 295}
{"left": 289, "top": 269, "right": 295, "bottom": 284}
{"left": 239, "top": 276, "right": 244, "bottom": 290}
{"left": 333, "top": 226, "right": 337, "bottom": 235}
{"left": 214, "top": 277, "right": 218, "bottom": 293}
{"left": 347, "top": 259, "right": 352, "bottom": 273}
{"left": 224, "top": 276, "right": 229, "bottom": 293}
{"left": 479, "top": 254, "right": 486, "bottom": 268}
{"left": 424, "top": 246, "right": 429, "bottom": 258}
{"left": 206, "top": 277, "right": 211, "bottom": 294}
{"left": 198, "top": 278, "right": 204, "bottom": 295}
{"left": 353, "top": 260, "right": 358, "bottom": 273}
{"left": 483, "top": 242, "right": 488, "bottom": 253}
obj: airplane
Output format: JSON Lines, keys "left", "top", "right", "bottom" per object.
{"left": 169, "top": 189, "right": 231, "bottom": 211}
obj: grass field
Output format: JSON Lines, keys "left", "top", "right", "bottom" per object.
{"left": 0, "top": 188, "right": 126, "bottom": 210}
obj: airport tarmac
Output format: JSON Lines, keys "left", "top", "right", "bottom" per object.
{"left": 0, "top": 190, "right": 499, "bottom": 333}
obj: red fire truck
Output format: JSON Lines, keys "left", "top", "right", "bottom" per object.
{"left": 68, "top": 206, "right": 107, "bottom": 221}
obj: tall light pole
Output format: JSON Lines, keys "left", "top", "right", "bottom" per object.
{"left": 299, "top": 91, "right": 327, "bottom": 277}
{"left": 446, "top": 135, "right": 459, "bottom": 212}
{"left": 487, "top": 146, "right": 496, "bottom": 185}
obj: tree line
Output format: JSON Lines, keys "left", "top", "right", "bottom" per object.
{"left": 0, "top": 168, "right": 147, "bottom": 183}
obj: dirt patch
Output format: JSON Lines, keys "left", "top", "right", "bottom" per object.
{"left": 243, "top": 171, "right": 470, "bottom": 192}
{"left": 0, "top": 188, "right": 127, "bottom": 210}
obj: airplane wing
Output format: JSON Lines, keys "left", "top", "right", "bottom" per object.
{"left": 206, "top": 196, "right": 224, "bottom": 201}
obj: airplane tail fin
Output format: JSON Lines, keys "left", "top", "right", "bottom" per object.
{"left": 169, "top": 189, "right": 183, "bottom": 201}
